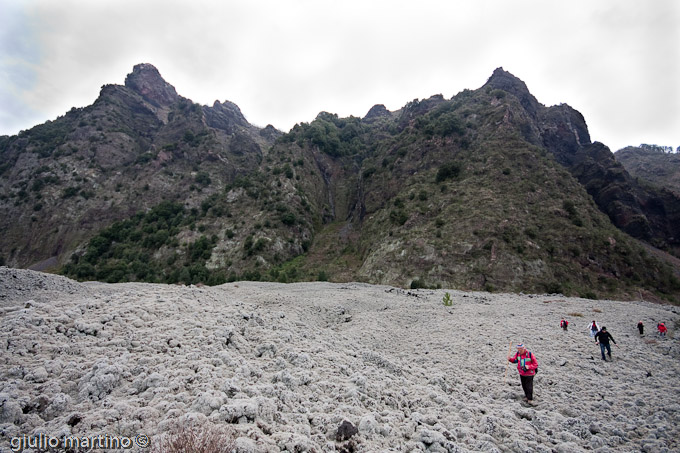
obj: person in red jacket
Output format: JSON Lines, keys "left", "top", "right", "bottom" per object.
{"left": 508, "top": 343, "right": 538, "bottom": 404}
{"left": 658, "top": 322, "right": 667, "bottom": 337}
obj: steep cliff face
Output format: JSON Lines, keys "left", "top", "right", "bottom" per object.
{"left": 537, "top": 118, "right": 680, "bottom": 254}
{"left": 479, "top": 69, "right": 680, "bottom": 257}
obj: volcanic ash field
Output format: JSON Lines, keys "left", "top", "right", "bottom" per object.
{"left": 1, "top": 267, "right": 679, "bottom": 452}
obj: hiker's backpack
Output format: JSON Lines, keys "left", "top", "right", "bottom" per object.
{"left": 522, "top": 351, "right": 538, "bottom": 375}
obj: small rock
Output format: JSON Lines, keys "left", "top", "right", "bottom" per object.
{"left": 336, "top": 420, "right": 358, "bottom": 441}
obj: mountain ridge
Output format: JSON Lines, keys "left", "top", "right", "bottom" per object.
{"left": 1, "top": 64, "right": 678, "bottom": 302}
{"left": 615, "top": 145, "right": 680, "bottom": 197}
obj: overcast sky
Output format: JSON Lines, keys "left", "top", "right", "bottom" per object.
{"left": 1, "top": 0, "right": 678, "bottom": 152}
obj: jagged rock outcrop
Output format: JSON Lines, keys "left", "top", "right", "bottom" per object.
{"left": 539, "top": 104, "right": 591, "bottom": 165}
{"left": 260, "top": 124, "right": 283, "bottom": 141}
{"left": 397, "top": 95, "right": 446, "bottom": 129}
{"left": 204, "top": 100, "right": 250, "bottom": 134}
{"left": 363, "top": 104, "right": 391, "bottom": 121}
{"left": 483, "top": 67, "right": 541, "bottom": 119}
{"left": 124, "top": 63, "right": 179, "bottom": 107}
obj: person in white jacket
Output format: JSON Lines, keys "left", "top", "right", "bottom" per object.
{"left": 587, "top": 320, "right": 600, "bottom": 338}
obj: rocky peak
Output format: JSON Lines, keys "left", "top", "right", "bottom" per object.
{"left": 363, "top": 104, "right": 391, "bottom": 121}
{"left": 260, "top": 124, "right": 283, "bottom": 141}
{"left": 483, "top": 67, "right": 540, "bottom": 118}
{"left": 397, "top": 95, "right": 447, "bottom": 129}
{"left": 203, "top": 100, "right": 250, "bottom": 133}
{"left": 124, "top": 63, "right": 179, "bottom": 107}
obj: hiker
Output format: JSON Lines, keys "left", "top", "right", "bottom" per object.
{"left": 637, "top": 321, "right": 644, "bottom": 335}
{"left": 587, "top": 320, "right": 600, "bottom": 338}
{"left": 560, "top": 319, "right": 569, "bottom": 331}
{"left": 657, "top": 322, "right": 667, "bottom": 337}
{"left": 508, "top": 343, "right": 538, "bottom": 404}
{"left": 594, "top": 326, "right": 618, "bottom": 361}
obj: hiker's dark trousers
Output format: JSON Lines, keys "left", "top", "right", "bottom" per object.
{"left": 600, "top": 343, "right": 611, "bottom": 360}
{"left": 520, "top": 375, "right": 534, "bottom": 400}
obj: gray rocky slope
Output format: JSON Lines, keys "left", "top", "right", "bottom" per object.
{"left": 1, "top": 267, "right": 679, "bottom": 452}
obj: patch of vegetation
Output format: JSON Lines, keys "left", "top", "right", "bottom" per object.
{"left": 268, "top": 255, "right": 307, "bottom": 283}
{"left": 195, "top": 171, "right": 211, "bottom": 186}
{"left": 20, "top": 119, "right": 73, "bottom": 158}
{"left": 290, "top": 113, "right": 367, "bottom": 157}
{"left": 389, "top": 209, "right": 408, "bottom": 226}
{"left": 436, "top": 162, "right": 461, "bottom": 183}
{"left": 442, "top": 292, "right": 452, "bottom": 306}
{"left": 62, "top": 187, "right": 81, "bottom": 198}
{"left": 152, "top": 421, "right": 236, "bottom": 453}
{"left": 61, "top": 200, "right": 225, "bottom": 285}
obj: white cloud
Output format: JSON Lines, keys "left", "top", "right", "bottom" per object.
{"left": 0, "top": 0, "right": 677, "bottom": 151}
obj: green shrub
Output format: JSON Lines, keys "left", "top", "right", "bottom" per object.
{"left": 281, "top": 212, "right": 296, "bottom": 225}
{"left": 436, "top": 162, "right": 461, "bottom": 182}
{"left": 544, "top": 281, "right": 563, "bottom": 294}
{"left": 363, "top": 167, "right": 377, "bottom": 178}
{"left": 432, "top": 112, "right": 464, "bottom": 137}
{"left": 442, "top": 292, "right": 452, "bottom": 306}
{"left": 283, "top": 164, "right": 294, "bottom": 179}
{"left": 243, "top": 235, "right": 254, "bottom": 251}
{"left": 390, "top": 209, "right": 408, "bottom": 226}
{"left": 195, "top": 172, "right": 211, "bottom": 186}
{"left": 62, "top": 187, "right": 80, "bottom": 198}
{"left": 252, "top": 238, "right": 267, "bottom": 252}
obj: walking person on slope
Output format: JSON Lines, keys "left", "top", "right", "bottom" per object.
{"left": 594, "top": 326, "right": 618, "bottom": 361}
{"left": 587, "top": 320, "right": 600, "bottom": 338}
{"left": 657, "top": 322, "right": 667, "bottom": 338}
{"left": 560, "top": 319, "right": 569, "bottom": 331}
{"left": 637, "top": 320, "right": 644, "bottom": 336}
{"left": 508, "top": 344, "right": 538, "bottom": 405}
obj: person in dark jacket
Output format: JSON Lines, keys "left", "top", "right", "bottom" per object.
{"left": 637, "top": 321, "right": 644, "bottom": 335}
{"left": 594, "top": 327, "right": 618, "bottom": 361}
{"left": 508, "top": 343, "right": 538, "bottom": 404}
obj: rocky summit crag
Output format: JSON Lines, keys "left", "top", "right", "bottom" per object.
{"left": 1, "top": 65, "right": 679, "bottom": 302}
